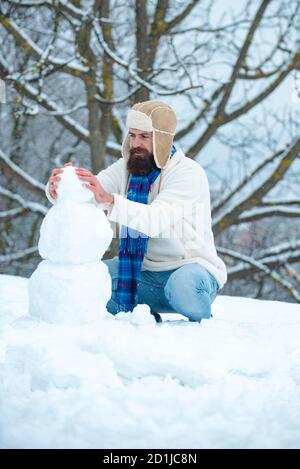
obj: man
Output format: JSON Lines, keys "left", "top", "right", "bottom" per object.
{"left": 47, "top": 100, "right": 227, "bottom": 322}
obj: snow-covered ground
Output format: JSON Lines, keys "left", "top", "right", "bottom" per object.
{"left": 0, "top": 274, "right": 300, "bottom": 449}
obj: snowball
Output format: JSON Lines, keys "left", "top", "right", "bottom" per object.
{"left": 29, "top": 260, "right": 111, "bottom": 325}
{"left": 130, "top": 304, "right": 156, "bottom": 325}
{"left": 39, "top": 201, "right": 113, "bottom": 264}
{"left": 57, "top": 165, "right": 93, "bottom": 203}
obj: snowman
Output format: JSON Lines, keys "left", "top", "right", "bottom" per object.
{"left": 28, "top": 166, "right": 113, "bottom": 324}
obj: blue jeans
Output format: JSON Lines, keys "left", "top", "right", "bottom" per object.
{"left": 103, "top": 257, "right": 219, "bottom": 322}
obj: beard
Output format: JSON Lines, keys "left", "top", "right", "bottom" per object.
{"left": 127, "top": 147, "right": 157, "bottom": 176}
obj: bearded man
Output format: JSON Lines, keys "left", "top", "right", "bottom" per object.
{"left": 47, "top": 100, "right": 227, "bottom": 323}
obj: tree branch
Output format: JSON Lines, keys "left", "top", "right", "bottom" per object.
{"left": 0, "top": 148, "right": 45, "bottom": 194}
{"left": 212, "top": 137, "right": 300, "bottom": 234}
{"left": 219, "top": 246, "right": 300, "bottom": 302}
{"left": 215, "top": 0, "right": 270, "bottom": 117}
{"left": 225, "top": 240, "right": 300, "bottom": 280}
{"left": 212, "top": 148, "right": 285, "bottom": 215}
{"left": 0, "top": 185, "right": 47, "bottom": 214}
{"left": 6, "top": 0, "right": 85, "bottom": 22}
{"left": 237, "top": 205, "right": 300, "bottom": 224}
{"left": 0, "top": 16, "right": 88, "bottom": 78}
{"left": 0, "top": 207, "right": 27, "bottom": 220}
{"left": 0, "top": 246, "right": 38, "bottom": 263}
{"left": 160, "top": 0, "right": 199, "bottom": 35}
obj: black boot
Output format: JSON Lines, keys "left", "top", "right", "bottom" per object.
{"left": 151, "top": 311, "right": 162, "bottom": 323}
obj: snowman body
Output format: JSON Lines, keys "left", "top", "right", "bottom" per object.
{"left": 29, "top": 166, "right": 113, "bottom": 324}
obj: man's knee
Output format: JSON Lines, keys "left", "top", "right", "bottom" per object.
{"left": 165, "top": 264, "right": 216, "bottom": 295}
{"left": 164, "top": 264, "right": 215, "bottom": 321}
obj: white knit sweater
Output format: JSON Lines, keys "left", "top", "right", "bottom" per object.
{"left": 100, "top": 149, "right": 226, "bottom": 288}
{"left": 46, "top": 149, "right": 227, "bottom": 288}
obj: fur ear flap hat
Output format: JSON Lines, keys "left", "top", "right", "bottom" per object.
{"left": 122, "top": 100, "right": 177, "bottom": 169}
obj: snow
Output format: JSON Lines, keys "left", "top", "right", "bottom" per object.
{"left": 1, "top": 274, "right": 300, "bottom": 449}
{"left": 38, "top": 202, "right": 112, "bottom": 263}
{"left": 55, "top": 165, "right": 93, "bottom": 203}
{"left": 240, "top": 205, "right": 300, "bottom": 221}
{"left": 29, "top": 261, "right": 111, "bottom": 324}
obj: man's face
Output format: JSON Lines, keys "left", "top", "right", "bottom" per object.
{"left": 127, "top": 128, "right": 156, "bottom": 176}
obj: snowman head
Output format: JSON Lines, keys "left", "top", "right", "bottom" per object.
{"left": 57, "top": 166, "right": 94, "bottom": 203}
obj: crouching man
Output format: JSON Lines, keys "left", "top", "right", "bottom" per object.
{"left": 47, "top": 100, "right": 227, "bottom": 322}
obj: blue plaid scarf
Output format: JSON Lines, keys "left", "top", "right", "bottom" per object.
{"left": 117, "top": 146, "right": 176, "bottom": 312}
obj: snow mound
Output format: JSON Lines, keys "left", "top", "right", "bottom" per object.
{"left": 1, "top": 275, "right": 300, "bottom": 449}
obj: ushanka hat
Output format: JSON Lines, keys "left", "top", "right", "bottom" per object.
{"left": 122, "top": 100, "right": 177, "bottom": 169}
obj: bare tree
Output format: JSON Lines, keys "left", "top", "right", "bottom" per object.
{"left": 0, "top": 0, "right": 300, "bottom": 300}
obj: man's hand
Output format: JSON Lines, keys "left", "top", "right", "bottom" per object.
{"left": 75, "top": 167, "right": 114, "bottom": 205}
{"left": 48, "top": 162, "right": 73, "bottom": 199}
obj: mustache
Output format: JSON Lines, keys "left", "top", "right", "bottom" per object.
{"left": 129, "top": 147, "right": 149, "bottom": 156}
